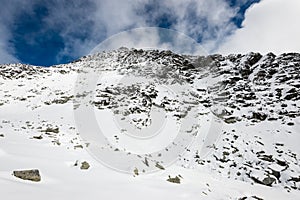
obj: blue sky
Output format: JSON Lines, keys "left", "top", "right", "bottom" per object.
{"left": 0, "top": 0, "right": 299, "bottom": 66}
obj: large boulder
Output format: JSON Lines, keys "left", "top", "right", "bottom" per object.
{"left": 13, "top": 169, "right": 41, "bottom": 182}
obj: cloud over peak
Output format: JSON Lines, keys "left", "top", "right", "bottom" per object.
{"left": 3, "top": 0, "right": 294, "bottom": 66}
{"left": 217, "top": 0, "right": 300, "bottom": 55}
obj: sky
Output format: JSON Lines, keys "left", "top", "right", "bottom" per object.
{"left": 0, "top": 0, "right": 299, "bottom": 66}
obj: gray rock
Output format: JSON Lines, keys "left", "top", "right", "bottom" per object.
{"left": 262, "top": 176, "right": 276, "bottom": 186}
{"left": 252, "top": 112, "right": 267, "bottom": 121}
{"left": 41, "top": 127, "right": 59, "bottom": 134}
{"left": 224, "top": 116, "right": 238, "bottom": 124}
{"left": 133, "top": 168, "right": 139, "bottom": 176}
{"left": 13, "top": 169, "right": 41, "bottom": 182}
{"left": 80, "top": 161, "right": 90, "bottom": 170}
{"left": 167, "top": 175, "right": 181, "bottom": 184}
{"left": 288, "top": 176, "right": 300, "bottom": 182}
{"left": 155, "top": 162, "right": 165, "bottom": 170}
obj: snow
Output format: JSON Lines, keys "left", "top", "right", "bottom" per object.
{"left": 0, "top": 49, "right": 299, "bottom": 199}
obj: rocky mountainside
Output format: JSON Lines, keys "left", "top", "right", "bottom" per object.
{"left": 0, "top": 48, "right": 299, "bottom": 199}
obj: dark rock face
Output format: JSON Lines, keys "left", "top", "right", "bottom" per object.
{"left": 13, "top": 169, "right": 41, "bottom": 182}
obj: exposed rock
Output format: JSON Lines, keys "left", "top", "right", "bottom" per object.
{"left": 287, "top": 122, "right": 294, "bottom": 126}
{"left": 258, "top": 154, "right": 274, "bottom": 162}
{"left": 251, "top": 175, "right": 276, "bottom": 187}
{"left": 246, "top": 52, "right": 263, "bottom": 66}
{"left": 252, "top": 112, "right": 268, "bottom": 121}
{"left": 284, "top": 93, "right": 298, "bottom": 100}
{"left": 238, "top": 196, "right": 264, "bottom": 200}
{"left": 32, "top": 135, "right": 43, "bottom": 140}
{"left": 167, "top": 175, "right": 181, "bottom": 184}
{"left": 41, "top": 127, "right": 59, "bottom": 134}
{"left": 262, "top": 176, "right": 276, "bottom": 186}
{"left": 13, "top": 169, "right": 41, "bottom": 182}
{"left": 155, "top": 162, "right": 165, "bottom": 170}
{"left": 50, "top": 95, "right": 74, "bottom": 104}
{"left": 276, "top": 158, "right": 289, "bottom": 167}
{"left": 288, "top": 176, "right": 300, "bottom": 182}
{"left": 224, "top": 116, "right": 239, "bottom": 124}
{"left": 133, "top": 168, "right": 139, "bottom": 176}
{"left": 80, "top": 161, "right": 90, "bottom": 170}
{"left": 74, "top": 145, "right": 83, "bottom": 149}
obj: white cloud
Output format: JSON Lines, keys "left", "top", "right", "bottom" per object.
{"left": 0, "top": 1, "right": 27, "bottom": 64}
{"left": 38, "top": 0, "right": 239, "bottom": 61}
{"left": 166, "top": 0, "right": 237, "bottom": 39}
{"left": 217, "top": 0, "right": 300, "bottom": 55}
{"left": 0, "top": 0, "right": 38, "bottom": 63}
{"left": 0, "top": 24, "right": 18, "bottom": 63}
{"left": 90, "top": 27, "right": 207, "bottom": 56}
{"left": 92, "top": 0, "right": 146, "bottom": 35}
{"left": 0, "top": 0, "right": 255, "bottom": 64}
{"left": 89, "top": 0, "right": 238, "bottom": 55}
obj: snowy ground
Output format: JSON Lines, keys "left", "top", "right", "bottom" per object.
{"left": 0, "top": 49, "right": 299, "bottom": 199}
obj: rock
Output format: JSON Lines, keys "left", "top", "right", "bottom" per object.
{"left": 32, "top": 135, "right": 43, "bottom": 140}
{"left": 224, "top": 116, "right": 238, "bottom": 124}
{"left": 142, "top": 157, "right": 149, "bottom": 167}
{"left": 181, "top": 63, "right": 195, "bottom": 70}
{"left": 13, "top": 169, "right": 41, "bottom": 182}
{"left": 284, "top": 93, "right": 298, "bottom": 100}
{"left": 276, "top": 158, "right": 289, "bottom": 167}
{"left": 80, "top": 161, "right": 90, "bottom": 170}
{"left": 41, "top": 127, "right": 59, "bottom": 134}
{"left": 262, "top": 176, "right": 276, "bottom": 186}
{"left": 74, "top": 160, "right": 79, "bottom": 166}
{"left": 268, "top": 163, "right": 287, "bottom": 180}
{"left": 288, "top": 176, "right": 300, "bottom": 182}
{"left": 74, "top": 145, "right": 83, "bottom": 149}
{"left": 251, "top": 174, "right": 277, "bottom": 187}
{"left": 252, "top": 112, "right": 267, "bottom": 121}
{"left": 51, "top": 95, "right": 73, "bottom": 104}
{"left": 287, "top": 122, "right": 294, "bottom": 126}
{"left": 155, "top": 162, "right": 165, "bottom": 170}
{"left": 167, "top": 175, "right": 181, "bottom": 184}
{"left": 258, "top": 154, "right": 274, "bottom": 162}
{"left": 247, "top": 52, "right": 263, "bottom": 66}
{"left": 133, "top": 168, "right": 139, "bottom": 176}
{"left": 286, "top": 88, "right": 297, "bottom": 94}
{"left": 269, "top": 169, "right": 281, "bottom": 180}
{"left": 238, "top": 196, "right": 264, "bottom": 200}
{"left": 0, "top": 133, "right": 4, "bottom": 137}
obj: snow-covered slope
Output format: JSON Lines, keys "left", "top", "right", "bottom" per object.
{"left": 0, "top": 48, "right": 299, "bottom": 199}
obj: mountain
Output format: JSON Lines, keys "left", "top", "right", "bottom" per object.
{"left": 0, "top": 48, "right": 299, "bottom": 199}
